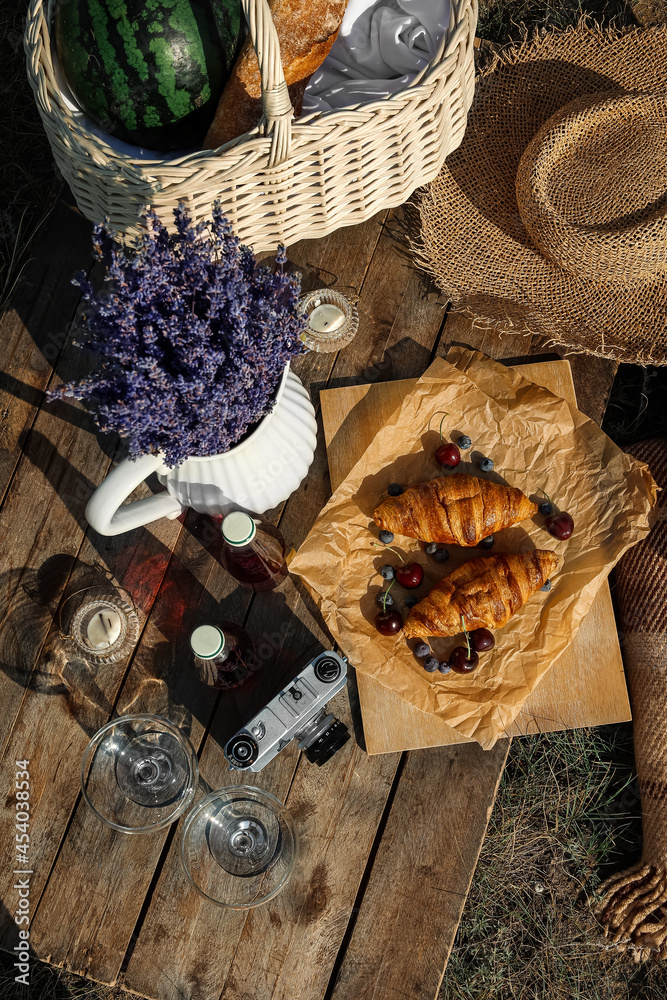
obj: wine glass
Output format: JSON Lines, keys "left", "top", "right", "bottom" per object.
{"left": 180, "top": 786, "right": 296, "bottom": 908}
{"left": 81, "top": 715, "right": 199, "bottom": 834}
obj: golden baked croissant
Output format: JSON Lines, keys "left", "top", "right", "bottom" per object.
{"left": 373, "top": 474, "right": 537, "bottom": 546}
{"left": 403, "top": 550, "right": 560, "bottom": 638}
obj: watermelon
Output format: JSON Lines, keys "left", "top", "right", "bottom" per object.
{"left": 55, "top": 0, "right": 244, "bottom": 151}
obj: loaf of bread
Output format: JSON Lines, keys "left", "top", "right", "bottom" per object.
{"left": 373, "top": 475, "right": 537, "bottom": 547}
{"left": 204, "top": 0, "right": 349, "bottom": 149}
{"left": 403, "top": 550, "right": 560, "bottom": 639}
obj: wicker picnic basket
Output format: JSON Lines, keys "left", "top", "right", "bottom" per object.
{"left": 24, "top": 0, "right": 477, "bottom": 249}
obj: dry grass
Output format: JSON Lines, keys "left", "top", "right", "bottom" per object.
{"left": 0, "top": 5, "right": 59, "bottom": 311}
{"left": 440, "top": 727, "right": 667, "bottom": 1000}
{"left": 477, "top": 0, "right": 632, "bottom": 42}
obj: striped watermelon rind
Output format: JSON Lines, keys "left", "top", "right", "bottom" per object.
{"left": 55, "top": 0, "right": 243, "bottom": 150}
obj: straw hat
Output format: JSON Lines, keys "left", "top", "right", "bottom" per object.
{"left": 413, "top": 23, "right": 667, "bottom": 365}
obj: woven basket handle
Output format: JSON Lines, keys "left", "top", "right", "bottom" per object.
{"left": 241, "top": 0, "right": 294, "bottom": 167}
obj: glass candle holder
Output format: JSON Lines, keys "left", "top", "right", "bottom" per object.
{"left": 298, "top": 289, "right": 359, "bottom": 353}
{"left": 64, "top": 587, "right": 140, "bottom": 665}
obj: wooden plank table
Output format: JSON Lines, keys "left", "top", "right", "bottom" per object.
{"left": 0, "top": 195, "right": 620, "bottom": 1000}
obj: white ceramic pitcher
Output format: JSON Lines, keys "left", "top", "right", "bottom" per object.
{"left": 85, "top": 367, "right": 317, "bottom": 537}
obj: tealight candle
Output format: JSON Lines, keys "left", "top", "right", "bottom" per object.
{"left": 87, "top": 606, "right": 123, "bottom": 649}
{"left": 299, "top": 288, "right": 359, "bottom": 354}
{"left": 308, "top": 303, "right": 346, "bottom": 334}
{"left": 67, "top": 590, "right": 140, "bottom": 664}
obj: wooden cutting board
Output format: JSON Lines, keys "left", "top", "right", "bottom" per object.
{"left": 321, "top": 359, "right": 631, "bottom": 754}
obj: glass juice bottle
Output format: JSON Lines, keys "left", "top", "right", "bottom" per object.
{"left": 190, "top": 623, "right": 256, "bottom": 690}
{"left": 220, "top": 511, "right": 288, "bottom": 592}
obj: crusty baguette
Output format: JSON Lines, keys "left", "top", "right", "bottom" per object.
{"left": 373, "top": 474, "right": 538, "bottom": 546}
{"left": 403, "top": 550, "right": 560, "bottom": 639}
{"left": 204, "top": 0, "right": 349, "bottom": 149}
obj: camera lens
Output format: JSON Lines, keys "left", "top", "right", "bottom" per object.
{"left": 314, "top": 656, "right": 342, "bottom": 683}
{"left": 225, "top": 733, "right": 259, "bottom": 769}
{"left": 300, "top": 715, "right": 350, "bottom": 766}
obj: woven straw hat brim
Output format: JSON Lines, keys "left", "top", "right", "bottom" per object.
{"left": 414, "top": 23, "right": 667, "bottom": 365}
{"left": 516, "top": 90, "right": 667, "bottom": 282}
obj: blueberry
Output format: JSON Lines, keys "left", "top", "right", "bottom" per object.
{"left": 479, "top": 457, "right": 494, "bottom": 472}
{"left": 423, "top": 657, "right": 439, "bottom": 673}
{"left": 388, "top": 483, "right": 404, "bottom": 496}
{"left": 415, "top": 641, "right": 431, "bottom": 658}
{"left": 379, "top": 530, "right": 394, "bottom": 544}
{"left": 405, "top": 596, "right": 419, "bottom": 608}
{"left": 539, "top": 501, "right": 553, "bottom": 516}
{"left": 457, "top": 435, "right": 472, "bottom": 450}
{"left": 434, "top": 547, "right": 450, "bottom": 563}
{"left": 424, "top": 542, "right": 438, "bottom": 555}
{"left": 376, "top": 591, "right": 394, "bottom": 606}
{"left": 438, "top": 661, "right": 452, "bottom": 674}
{"left": 541, "top": 579, "right": 552, "bottom": 592}
{"left": 479, "top": 535, "right": 494, "bottom": 550}
{"left": 380, "top": 564, "right": 395, "bottom": 580}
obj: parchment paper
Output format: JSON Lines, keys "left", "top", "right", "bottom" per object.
{"left": 290, "top": 350, "right": 658, "bottom": 748}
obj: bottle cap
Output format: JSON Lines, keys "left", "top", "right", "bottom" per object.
{"left": 190, "top": 625, "right": 225, "bottom": 659}
{"left": 221, "top": 511, "right": 257, "bottom": 546}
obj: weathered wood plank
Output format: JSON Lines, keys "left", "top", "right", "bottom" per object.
{"left": 122, "top": 734, "right": 302, "bottom": 1000}
{"left": 328, "top": 207, "right": 447, "bottom": 385}
{"left": 436, "top": 310, "right": 535, "bottom": 362}
{"left": 218, "top": 703, "right": 398, "bottom": 1000}
{"left": 328, "top": 741, "right": 510, "bottom": 1000}
{"left": 289, "top": 209, "right": 389, "bottom": 396}
{"left": 0, "top": 198, "right": 92, "bottom": 502}
{"left": 562, "top": 352, "right": 618, "bottom": 426}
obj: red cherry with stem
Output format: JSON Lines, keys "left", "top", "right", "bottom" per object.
{"left": 375, "top": 610, "right": 403, "bottom": 635}
{"left": 435, "top": 443, "right": 460, "bottom": 468}
{"left": 545, "top": 512, "right": 574, "bottom": 540}
{"left": 471, "top": 628, "right": 495, "bottom": 653}
{"left": 450, "top": 615, "right": 480, "bottom": 670}
{"left": 430, "top": 413, "right": 460, "bottom": 468}
{"left": 450, "top": 646, "right": 479, "bottom": 673}
{"left": 395, "top": 562, "right": 424, "bottom": 589}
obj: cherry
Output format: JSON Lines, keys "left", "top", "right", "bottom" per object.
{"left": 471, "top": 628, "right": 495, "bottom": 652}
{"left": 435, "top": 443, "right": 460, "bottom": 469}
{"left": 450, "top": 646, "right": 479, "bottom": 673}
{"left": 395, "top": 562, "right": 424, "bottom": 589}
{"left": 545, "top": 512, "right": 574, "bottom": 540}
{"left": 431, "top": 412, "right": 460, "bottom": 468}
{"left": 374, "top": 610, "right": 403, "bottom": 635}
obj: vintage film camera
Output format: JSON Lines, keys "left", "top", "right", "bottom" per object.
{"left": 224, "top": 651, "right": 350, "bottom": 772}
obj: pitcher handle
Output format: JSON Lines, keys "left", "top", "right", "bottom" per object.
{"left": 85, "top": 454, "right": 185, "bottom": 536}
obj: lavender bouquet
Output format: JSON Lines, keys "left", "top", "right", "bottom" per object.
{"left": 54, "top": 205, "right": 306, "bottom": 467}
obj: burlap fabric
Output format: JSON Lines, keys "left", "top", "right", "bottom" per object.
{"left": 594, "top": 438, "right": 667, "bottom": 959}
{"left": 414, "top": 24, "right": 667, "bottom": 365}
{"left": 515, "top": 91, "right": 667, "bottom": 283}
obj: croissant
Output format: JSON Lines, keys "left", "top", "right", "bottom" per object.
{"left": 373, "top": 475, "right": 537, "bottom": 546}
{"left": 403, "top": 550, "right": 560, "bottom": 638}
